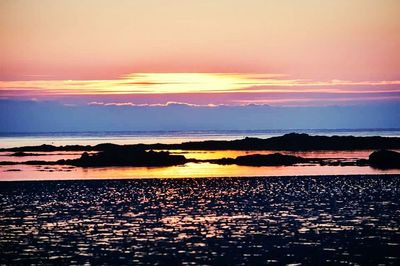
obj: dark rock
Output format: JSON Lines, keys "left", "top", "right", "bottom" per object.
{"left": 211, "top": 153, "right": 307, "bottom": 166}
{"left": 369, "top": 150, "right": 400, "bottom": 169}
{"left": 2, "top": 133, "right": 400, "bottom": 152}
{"left": 11, "top": 151, "right": 41, "bottom": 157}
{"left": 162, "top": 133, "right": 400, "bottom": 151}
{"left": 61, "top": 148, "right": 187, "bottom": 167}
{"left": 235, "top": 153, "right": 307, "bottom": 166}
{"left": 355, "top": 159, "right": 369, "bottom": 166}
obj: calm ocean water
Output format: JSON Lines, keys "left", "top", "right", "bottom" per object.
{"left": 1, "top": 128, "right": 400, "bottom": 149}
{"left": 1, "top": 132, "right": 399, "bottom": 264}
{"left": 1, "top": 129, "right": 399, "bottom": 181}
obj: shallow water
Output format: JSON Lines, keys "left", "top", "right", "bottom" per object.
{"left": 1, "top": 175, "right": 399, "bottom": 265}
{"left": 1, "top": 162, "right": 400, "bottom": 181}
{"left": 1, "top": 149, "right": 399, "bottom": 181}
{"left": 1, "top": 129, "right": 400, "bottom": 180}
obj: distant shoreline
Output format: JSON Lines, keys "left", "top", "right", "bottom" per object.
{"left": 2, "top": 133, "right": 400, "bottom": 152}
{"left": 2, "top": 128, "right": 400, "bottom": 135}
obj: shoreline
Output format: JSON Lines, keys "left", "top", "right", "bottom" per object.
{"left": 1, "top": 133, "right": 400, "bottom": 169}
{"left": 2, "top": 133, "right": 400, "bottom": 152}
{"left": 1, "top": 134, "right": 399, "bottom": 180}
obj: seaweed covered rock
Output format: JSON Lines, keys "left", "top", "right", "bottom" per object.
{"left": 60, "top": 148, "right": 187, "bottom": 167}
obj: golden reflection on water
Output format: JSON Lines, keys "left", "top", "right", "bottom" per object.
{"left": 1, "top": 149, "right": 400, "bottom": 181}
{"left": 1, "top": 162, "right": 399, "bottom": 181}
{"left": 82, "top": 163, "right": 400, "bottom": 179}
{"left": 164, "top": 150, "right": 381, "bottom": 160}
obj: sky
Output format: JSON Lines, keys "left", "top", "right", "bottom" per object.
{"left": 1, "top": 0, "right": 399, "bottom": 131}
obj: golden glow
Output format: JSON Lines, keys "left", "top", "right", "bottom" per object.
{"left": 1, "top": 73, "right": 400, "bottom": 98}
{"left": 2, "top": 0, "right": 400, "bottom": 84}
{"left": 1, "top": 149, "right": 399, "bottom": 181}
{"left": 0, "top": 73, "right": 295, "bottom": 95}
{"left": 2, "top": 162, "right": 399, "bottom": 181}
{"left": 163, "top": 149, "right": 376, "bottom": 161}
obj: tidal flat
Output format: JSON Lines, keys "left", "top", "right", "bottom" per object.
{"left": 0, "top": 175, "right": 399, "bottom": 265}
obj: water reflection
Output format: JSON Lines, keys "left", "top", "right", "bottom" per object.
{"left": 1, "top": 162, "right": 400, "bottom": 181}
{"left": 166, "top": 149, "right": 380, "bottom": 160}
{"left": 0, "top": 150, "right": 399, "bottom": 181}
{"left": 0, "top": 176, "right": 399, "bottom": 264}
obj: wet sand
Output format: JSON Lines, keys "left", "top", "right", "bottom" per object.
{"left": 0, "top": 175, "right": 399, "bottom": 265}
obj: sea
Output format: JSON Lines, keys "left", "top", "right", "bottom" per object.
{"left": 1, "top": 129, "right": 399, "bottom": 264}
{"left": 1, "top": 128, "right": 400, "bottom": 181}
{"left": 1, "top": 128, "right": 400, "bottom": 148}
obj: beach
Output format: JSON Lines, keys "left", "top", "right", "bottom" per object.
{"left": 0, "top": 134, "right": 399, "bottom": 264}
{"left": 1, "top": 175, "right": 399, "bottom": 265}
{"left": 2, "top": 0, "right": 400, "bottom": 264}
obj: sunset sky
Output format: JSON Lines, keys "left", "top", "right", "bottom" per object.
{"left": 1, "top": 0, "right": 400, "bottom": 131}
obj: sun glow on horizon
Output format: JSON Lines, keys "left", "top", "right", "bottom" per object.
{"left": 1, "top": 72, "right": 400, "bottom": 106}
{"left": 0, "top": 73, "right": 294, "bottom": 95}
{"left": 1, "top": 73, "right": 400, "bottom": 95}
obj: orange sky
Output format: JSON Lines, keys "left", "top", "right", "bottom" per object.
{"left": 0, "top": 0, "right": 400, "bottom": 105}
